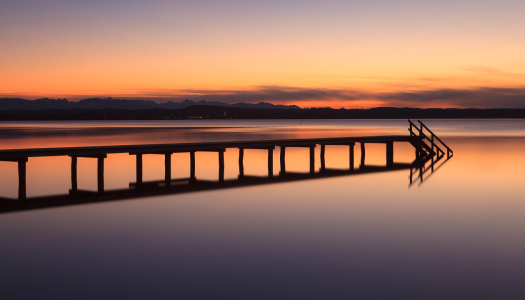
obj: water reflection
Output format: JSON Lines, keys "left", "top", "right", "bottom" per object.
{"left": 3, "top": 121, "right": 525, "bottom": 299}
{"left": 0, "top": 160, "right": 417, "bottom": 213}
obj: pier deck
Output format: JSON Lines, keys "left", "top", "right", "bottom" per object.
{"left": 0, "top": 135, "right": 412, "bottom": 159}
{"left": 0, "top": 120, "right": 452, "bottom": 212}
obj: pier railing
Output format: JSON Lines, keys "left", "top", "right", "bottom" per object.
{"left": 417, "top": 120, "right": 453, "bottom": 159}
{"left": 408, "top": 119, "right": 453, "bottom": 159}
{"left": 407, "top": 119, "right": 453, "bottom": 185}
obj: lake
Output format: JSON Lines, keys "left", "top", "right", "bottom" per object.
{"left": 0, "top": 119, "right": 524, "bottom": 299}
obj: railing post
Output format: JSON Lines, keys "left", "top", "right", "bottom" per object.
{"left": 360, "top": 143, "right": 366, "bottom": 167}
{"left": 219, "top": 151, "right": 225, "bottom": 182}
{"left": 71, "top": 156, "right": 78, "bottom": 192}
{"left": 309, "top": 146, "right": 315, "bottom": 174}
{"left": 18, "top": 158, "right": 28, "bottom": 200}
{"left": 320, "top": 144, "right": 326, "bottom": 171}
{"left": 165, "top": 153, "right": 171, "bottom": 187}
{"left": 238, "top": 148, "right": 244, "bottom": 177}
{"left": 268, "top": 148, "right": 273, "bottom": 178}
{"left": 386, "top": 141, "right": 394, "bottom": 167}
{"left": 349, "top": 143, "right": 355, "bottom": 171}
{"left": 190, "top": 151, "right": 196, "bottom": 182}
{"left": 136, "top": 154, "right": 143, "bottom": 185}
{"left": 280, "top": 146, "right": 286, "bottom": 174}
{"left": 97, "top": 155, "right": 104, "bottom": 194}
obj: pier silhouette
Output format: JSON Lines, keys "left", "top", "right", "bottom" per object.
{"left": 0, "top": 120, "right": 452, "bottom": 213}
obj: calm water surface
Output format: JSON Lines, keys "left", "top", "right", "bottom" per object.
{"left": 0, "top": 120, "right": 524, "bottom": 299}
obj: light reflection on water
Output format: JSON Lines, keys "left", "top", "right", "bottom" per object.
{"left": 0, "top": 120, "right": 524, "bottom": 299}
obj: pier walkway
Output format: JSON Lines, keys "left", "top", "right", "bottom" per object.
{"left": 0, "top": 120, "right": 452, "bottom": 212}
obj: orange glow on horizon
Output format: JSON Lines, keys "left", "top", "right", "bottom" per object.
{"left": 1, "top": 1, "right": 525, "bottom": 108}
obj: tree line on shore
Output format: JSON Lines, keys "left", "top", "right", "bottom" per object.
{"left": 1, "top": 105, "right": 525, "bottom": 120}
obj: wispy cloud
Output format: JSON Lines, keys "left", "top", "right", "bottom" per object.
{"left": 136, "top": 86, "right": 365, "bottom": 103}
{"left": 376, "top": 87, "right": 525, "bottom": 108}
{"left": 133, "top": 86, "right": 525, "bottom": 108}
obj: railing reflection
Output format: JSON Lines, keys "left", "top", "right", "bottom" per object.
{"left": 409, "top": 147, "right": 452, "bottom": 186}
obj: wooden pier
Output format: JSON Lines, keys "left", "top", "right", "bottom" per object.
{"left": 0, "top": 120, "right": 452, "bottom": 212}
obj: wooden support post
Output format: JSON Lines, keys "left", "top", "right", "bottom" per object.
{"left": 280, "top": 146, "right": 286, "bottom": 174}
{"left": 386, "top": 141, "right": 394, "bottom": 167}
{"left": 219, "top": 151, "right": 225, "bottom": 182}
{"left": 165, "top": 153, "right": 171, "bottom": 187}
{"left": 190, "top": 151, "right": 196, "bottom": 181}
{"left": 238, "top": 148, "right": 244, "bottom": 177}
{"left": 97, "top": 156, "right": 104, "bottom": 193}
{"left": 71, "top": 156, "right": 78, "bottom": 191}
{"left": 268, "top": 148, "right": 273, "bottom": 177}
{"left": 349, "top": 143, "right": 355, "bottom": 171}
{"left": 320, "top": 144, "right": 326, "bottom": 171}
{"left": 310, "top": 146, "right": 315, "bottom": 174}
{"left": 136, "top": 154, "right": 142, "bottom": 185}
{"left": 18, "top": 158, "right": 27, "bottom": 200}
{"left": 360, "top": 143, "right": 366, "bottom": 167}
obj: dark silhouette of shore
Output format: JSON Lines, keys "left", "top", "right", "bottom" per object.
{"left": 0, "top": 98, "right": 301, "bottom": 110}
{"left": 1, "top": 97, "right": 525, "bottom": 119}
{"left": 2, "top": 105, "right": 525, "bottom": 120}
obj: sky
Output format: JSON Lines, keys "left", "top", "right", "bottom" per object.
{"left": 1, "top": 0, "right": 524, "bottom": 108}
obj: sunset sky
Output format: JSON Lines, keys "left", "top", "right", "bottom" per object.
{"left": 1, "top": 0, "right": 524, "bottom": 108}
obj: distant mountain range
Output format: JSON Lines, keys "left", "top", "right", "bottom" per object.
{"left": 0, "top": 98, "right": 301, "bottom": 110}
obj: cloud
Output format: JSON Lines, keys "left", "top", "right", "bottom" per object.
{"left": 377, "top": 87, "right": 525, "bottom": 108}
{"left": 130, "top": 86, "right": 360, "bottom": 103}
{"left": 133, "top": 86, "right": 525, "bottom": 108}
{"left": 462, "top": 66, "right": 503, "bottom": 74}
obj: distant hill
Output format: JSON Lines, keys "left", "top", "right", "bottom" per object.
{"left": 0, "top": 98, "right": 301, "bottom": 110}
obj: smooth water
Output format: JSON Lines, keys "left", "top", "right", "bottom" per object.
{"left": 0, "top": 120, "right": 524, "bottom": 299}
